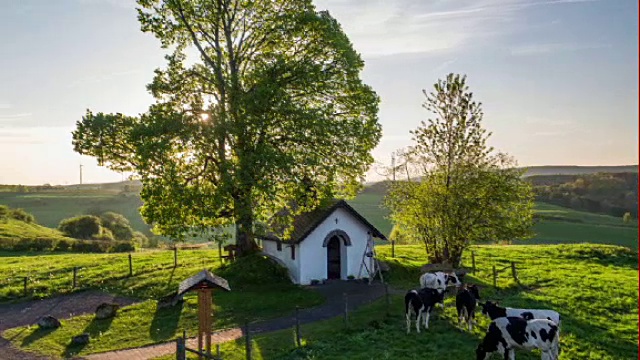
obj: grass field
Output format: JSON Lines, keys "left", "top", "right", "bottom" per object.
{"left": 0, "top": 251, "right": 324, "bottom": 358}
{"left": 150, "top": 243, "right": 638, "bottom": 360}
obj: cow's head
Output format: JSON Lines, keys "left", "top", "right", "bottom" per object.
{"left": 445, "top": 272, "right": 462, "bottom": 288}
{"left": 467, "top": 284, "right": 481, "bottom": 300}
{"left": 480, "top": 300, "right": 500, "bottom": 316}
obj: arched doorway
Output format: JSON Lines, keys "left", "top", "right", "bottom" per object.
{"left": 326, "top": 235, "right": 342, "bottom": 279}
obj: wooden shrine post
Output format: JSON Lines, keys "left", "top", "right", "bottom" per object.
{"left": 177, "top": 269, "right": 231, "bottom": 359}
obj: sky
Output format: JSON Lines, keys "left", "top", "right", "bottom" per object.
{"left": 0, "top": 0, "right": 637, "bottom": 185}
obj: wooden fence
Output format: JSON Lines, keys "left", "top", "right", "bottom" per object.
{"left": 4, "top": 246, "right": 237, "bottom": 301}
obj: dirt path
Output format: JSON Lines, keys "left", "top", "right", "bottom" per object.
{"left": 0, "top": 291, "right": 139, "bottom": 360}
{"left": 85, "top": 280, "right": 394, "bottom": 360}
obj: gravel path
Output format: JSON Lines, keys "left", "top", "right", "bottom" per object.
{"left": 0, "top": 291, "right": 139, "bottom": 360}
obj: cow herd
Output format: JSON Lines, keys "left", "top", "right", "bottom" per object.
{"left": 404, "top": 271, "right": 562, "bottom": 360}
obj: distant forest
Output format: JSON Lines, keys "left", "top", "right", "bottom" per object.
{"left": 528, "top": 172, "right": 638, "bottom": 218}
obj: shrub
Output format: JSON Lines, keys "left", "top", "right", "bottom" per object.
{"left": 0, "top": 205, "right": 9, "bottom": 221}
{"left": 622, "top": 212, "right": 632, "bottom": 224}
{"left": 218, "top": 254, "right": 292, "bottom": 288}
{"left": 132, "top": 231, "right": 151, "bottom": 248}
{"left": 92, "top": 227, "right": 115, "bottom": 241}
{"left": 109, "top": 241, "right": 135, "bottom": 253}
{"left": 99, "top": 212, "right": 134, "bottom": 241}
{"left": 54, "top": 239, "right": 72, "bottom": 252}
{"left": 71, "top": 240, "right": 109, "bottom": 253}
{"left": 30, "top": 238, "right": 53, "bottom": 251}
{"left": 0, "top": 237, "right": 18, "bottom": 250}
{"left": 10, "top": 208, "right": 36, "bottom": 223}
{"left": 58, "top": 215, "right": 102, "bottom": 239}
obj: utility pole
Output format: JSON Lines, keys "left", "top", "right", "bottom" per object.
{"left": 79, "top": 164, "right": 83, "bottom": 185}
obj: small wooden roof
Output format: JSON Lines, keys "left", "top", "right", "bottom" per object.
{"left": 177, "top": 269, "right": 231, "bottom": 297}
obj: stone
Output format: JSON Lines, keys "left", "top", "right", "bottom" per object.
{"left": 157, "top": 291, "right": 184, "bottom": 309}
{"left": 95, "top": 303, "right": 119, "bottom": 319}
{"left": 37, "top": 315, "right": 61, "bottom": 329}
{"left": 71, "top": 333, "right": 90, "bottom": 346}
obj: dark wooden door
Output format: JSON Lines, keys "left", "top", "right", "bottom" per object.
{"left": 327, "top": 236, "right": 341, "bottom": 279}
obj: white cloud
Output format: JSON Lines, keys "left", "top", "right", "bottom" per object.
{"left": 313, "top": 0, "right": 602, "bottom": 58}
{"left": 0, "top": 103, "right": 10, "bottom": 109}
{"left": 510, "top": 43, "right": 610, "bottom": 56}
{"left": 68, "top": 70, "right": 142, "bottom": 88}
{"left": 0, "top": 113, "right": 32, "bottom": 120}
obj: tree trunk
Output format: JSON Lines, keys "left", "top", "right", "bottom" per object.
{"left": 234, "top": 194, "right": 259, "bottom": 257}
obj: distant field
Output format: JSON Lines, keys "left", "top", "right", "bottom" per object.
{"left": 348, "top": 193, "right": 638, "bottom": 249}
{"left": 0, "top": 192, "right": 150, "bottom": 233}
{"left": 0, "top": 188, "right": 637, "bottom": 249}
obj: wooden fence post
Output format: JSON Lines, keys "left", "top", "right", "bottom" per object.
{"left": 218, "top": 242, "right": 222, "bottom": 261}
{"left": 216, "top": 344, "right": 221, "bottom": 358}
{"left": 245, "top": 321, "right": 252, "bottom": 360}
{"left": 295, "top": 306, "right": 301, "bottom": 347}
{"left": 492, "top": 265, "right": 497, "bottom": 288}
{"left": 128, "top": 254, "right": 133, "bottom": 277}
{"left": 391, "top": 240, "right": 395, "bottom": 258}
{"left": 73, "top": 267, "right": 78, "bottom": 289}
{"left": 471, "top": 251, "right": 476, "bottom": 275}
{"left": 174, "top": 247, "right": 178, "bottom": 268}
{"left": 23, "top": 276, "right": 28, "bottom": 296}
{"left": 511, "top": 261, "right": 521, "bottom": 285}
{"left": 384, "top": 283, "right": 391, "bottom": 316}
{"left": 176, "top": 334, "right": 186, "bottom": 360}
{"left": 343, "top": 293, "right": 349, "bottom": 329}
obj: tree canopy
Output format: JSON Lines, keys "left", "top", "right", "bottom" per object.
{"left": 72, "top": 0, "right": 382, "bottom": 255}
{"left": 384, "top": 73, "right": 534, "bottom": 267}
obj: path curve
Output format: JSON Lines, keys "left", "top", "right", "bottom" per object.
{"left": 0, "top": 291, "right": 139, "bottom": 360}
{"left": 84, "top": 280, "right": 396, "bottom": 360}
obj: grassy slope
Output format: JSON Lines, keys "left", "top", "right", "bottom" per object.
{"left": 0, "top": 218, "right": 74, "bottom": 242}
{"left": 155, "top": 244, "right": 638, "bottom": 360}
{"left": 0, "top": 192, "right": 150, "bottom": 233}
{"left": 1, "top": 251, "right": 324, "bottom": 358}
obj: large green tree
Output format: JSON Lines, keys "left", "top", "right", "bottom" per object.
{"left": 72, "top": 0, "right": 381, "bottom": 256}
{"left": 384, "top": 73, "right": 534, "bottom": 267}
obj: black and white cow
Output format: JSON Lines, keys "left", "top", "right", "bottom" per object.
{"left": 480, "top": 301, "right": 561, "bottom": 328}
{"left": 404, "top": 287, "right": 444, "bottom": 333}
{"left": 476, "top": 316, "right": 560, "bottom": 360}
{"left": 455, "top": 284, "right": 481, "bottom": 331}
{"left": 419, "top": 271, "right": 461, "bottom": 307}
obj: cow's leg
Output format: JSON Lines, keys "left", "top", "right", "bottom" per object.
{"left": 405, "top": 311, "right": 411, "bottom": 334}
{"left": 468, "top": 313, "right": 473, "bottom": 332}
{"left": 507, "top": 348, "right": 515, "bottom": 360}
{"left": 416, "top": 308, "right": 422, "bottom": 333}
{"left": 457, "top": 307, "right": 465, "bottom": 327}
{"left": 424, "top": 307, "right": 431, "bottom": 329}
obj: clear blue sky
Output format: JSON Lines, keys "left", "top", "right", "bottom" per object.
{"left": 0, "top": 0, "right": 637, "bottom": 185}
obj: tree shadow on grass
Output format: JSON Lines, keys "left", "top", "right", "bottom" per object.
{"left": 19, "top": 327, "right": 57, "bottom": 347}
{"left": 555, "top": 246, "right": 638, "bottom": 270}
{"left": 62, "top": 316, "right": 115, "bottom": 358}
{"left": 150, "top": 301, "right": 184, "bottom": 342}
